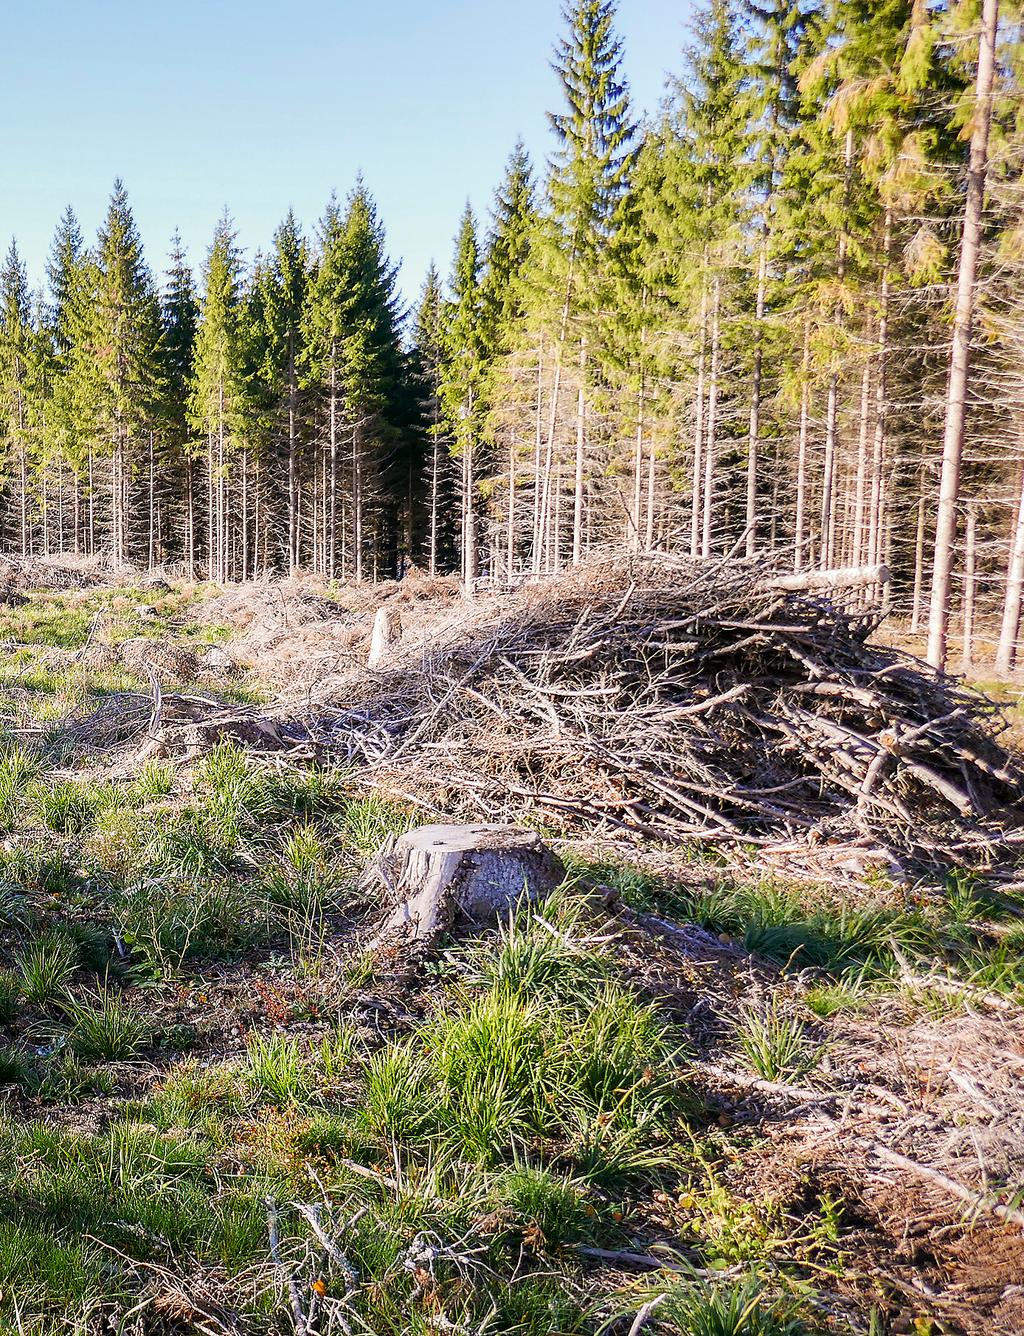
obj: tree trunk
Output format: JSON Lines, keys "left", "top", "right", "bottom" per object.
{"left": 996, "top": 456, "right": 1024, "bottom": 675}
{"left": 329, "top": 352, "right": 338, "bottom": 581}
{"left": 288, "top": 330, "right": 298, "bottom": 569}
{"left": 911, "top": 490, "right": 927, "bottom": 636}
{"left": 632, "top": 366, "right": 646, "bottom": 553}
{"left": 572, "top": 338, "right": 587, "bottom": 566}
{"left": 926, "top": 0, "right": 999, "bottom": 670}
{"left": 961, "top": 503, "right": 978, "bottom": 674}
{"left": 701, "top": 275, "right": 721, "bottom": 559}
{"left": 794, "top": 317, "right": 811, "bottom": 573}
{"left": 506, "top": 433, "right": 517, "bottom": 578}
{"left": 148, "top": 430, "right": 155, "bottom": 569}
{"left": 852, "top": 340, "right": 872, "bottom": 571}
{"left": 746, "top": 240, "right": 767, "bottom": 557}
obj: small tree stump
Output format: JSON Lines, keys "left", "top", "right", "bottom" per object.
{"left": 367, "top": 605, "right": 402, "bottom": 669}
{"left": 370, "top": 823, "right": 564, "bottom": 945}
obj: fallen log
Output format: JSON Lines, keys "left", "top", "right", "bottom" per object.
{"left": 768, "top": 564, "right": 890, "bottom": 593}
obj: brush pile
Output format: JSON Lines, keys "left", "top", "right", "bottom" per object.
{"left": 301, "top": 555, "right": 1024, "bottom": 868}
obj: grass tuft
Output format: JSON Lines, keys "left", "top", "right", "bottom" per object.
{"left": 59, "top": 986, "right": 153, "bottom": 1060}
{"left": 16, "top": 936, "right": 77, "bottom": 1007}
{"left": 736, "top": 1003, "right": 823, "bottom": 1084}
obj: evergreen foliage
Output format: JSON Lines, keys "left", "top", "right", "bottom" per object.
{"left": 0, "top": 2, "right": 1019, "bottom": 672}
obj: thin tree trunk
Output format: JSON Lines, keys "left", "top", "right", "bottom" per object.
{"left": 572, "top": 338, "right": 587, "bottom": 566}
{"left": 148, "top": 430, "right": 155, "bottom": 569}
{"left": 531, "top": 336, "right": 544, "bottom": 570}
{"left": 996, "top": 455, "right": 1024, "bottom": 674}
{"left": 329, "top": 353, "right": 338, "bottom": 580}
{"left": 868, "top": 211, "right": 892, "bottom": 596}
{"left": 632, "top": 366, "right": 646, "bottom": 553}
{"left": 961, "top": 503, "right": 978, "bottom": 674}
{"left": 794, "top": 316, "right": 811, "bottom": 572}
{"left": 506, "top": 433, "right": 516, "bottom": 578}
{"left": 288, "top": 330, "right": 298, "bottom": 569}
{"left": 820, "top": 128, "right": 855, "bottom": 571}
{"left": 690, "top": 277, "right": 708, "bottom": 559}
{"left": 927, "top": 0, "right": 999, "bottom": 669}
{"left": 701, "top": 275, "right": 722, "bottom": 559}
{"left": 746, "top": 240, "right": 767, "bottom": 557}
{"left": 536, "top": 257, "right": 575, "bottom": 574}
{"left": 852, "top": 341, "right": 872, "bottom": 571}
{"left": 911, "top": 491, "right": 927, "bottom": 636}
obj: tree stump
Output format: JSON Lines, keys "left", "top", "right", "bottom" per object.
{"left": 367, "top": 605, "right": 402, "bottom": 669}
{"left": 370, "top": 823, "right": 564, "bottom": 946}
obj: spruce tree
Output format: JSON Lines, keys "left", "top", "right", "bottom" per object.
{"left": 411, "top": 263, "right": 457, "bottom": 573}
{"left": 258, "top": 211, "right": 310, "bottom": 568}
{"left": 441, "top": 205, "right": 486, "bottom": 585}
{"left": 548, "top": 0, "right": 637, "bottom": 565}
{"left": 303, "top": 184, "right": 406, "bottom": 579}
{"left": 44, "top": 208, "right": 109, "bottom": 554}
{"left": 190, "top": 213, "right": 249, "bottom": 580}
{"left": 159, "top": 233, "right": 199, "bottom": 569}
{"left": 481, "top": 142, "right": 537, "bottom": 352}
{"left": 668, "top": 0, "right": 750, "bottom": 557}
{"left": 0, "top": 241, "right": 34, "bottom": 553}
{"left": 93, "top": 180, "right": 162, "bottom": 564}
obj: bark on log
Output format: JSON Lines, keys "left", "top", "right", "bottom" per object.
{"left": 370, "top": 823, "right": 564, "bottom": 946}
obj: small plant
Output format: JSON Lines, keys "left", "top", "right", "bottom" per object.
{"left": 146, "top": 1059, "right": 246, "bottom": 1127}
{"left": 133, "top": 759, "right": 175, "bottom": 799}
{"left": 115, "top": 880, "right": 267, "bottom": 973}
{"left": 28, "top": 779, "right": 98, "bottom": 835}
{"left": 804, "top": 966, "right": 874, "bottom": 1019}
{"left": 470, "top": 895, "right": 612, "bottom": 1006}
{"left": 737, "top": 1003, "right": 822, "bottom": 1083}
{"left": 37, "top": 1053, "right": 116, "bottom": 1102}
{"left": 652, "top": 1278, "right": 808, "bottom": 1335}
{"left": 0, "top": 1046, "right": 35, "bottom": 1090}
{"left": 281, "top": 822, "right": 326, "bottom": 872}
{"left": 337, "top": 793, "right": 412, "bottom": 855}
{"left": 0, "top": 746, "right": 39, "bottom": 828}
{"left": 243, "top": 1031, "right": 314, "bottom": 1107}
{"left": 491, "top": 1165, "right": 593, "bottom": 1249}
{"left": 0, "top": 969, "right": 20, "bottom": 1024}
{"left": 60, "top": 986, "right": 153, "bottom": 1059}
{"left": 194, "top": 743, "right": 274, "bottom": 825}
{"left": 316, "top": 1026, "right": 354, "bottom": 1089}
{"left": 16, "top": 935, "right": 77, "bottom": 1006}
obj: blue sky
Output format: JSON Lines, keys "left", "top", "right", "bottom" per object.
{"left": 2, "top": 0, "right": 692, "bottom": 309}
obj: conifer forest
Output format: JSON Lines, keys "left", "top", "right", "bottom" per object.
{"left": 6, "top": 5, "right": 1024, "bottom": 1335}
{"left": 1, "top": 0, "right": 1021, "bottom": 671}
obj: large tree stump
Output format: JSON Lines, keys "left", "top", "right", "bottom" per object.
{"left": 370, "top": 823, "right": 564, "bottom": 946}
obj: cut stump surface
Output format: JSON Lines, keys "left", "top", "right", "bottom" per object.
{"left": 370, "top": 823, "right": 564, "bottom": 945}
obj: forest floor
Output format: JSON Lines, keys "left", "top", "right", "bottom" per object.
{"left": 0, "top": 562, "right": 1023, "bottom": 1336}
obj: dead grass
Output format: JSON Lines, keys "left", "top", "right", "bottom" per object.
{"left": 0, "top": 566, "right": 1020, "bottom": 1334}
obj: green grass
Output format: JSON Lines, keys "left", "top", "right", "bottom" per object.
{"left": 362, "top": 977, "right": 681, "bottom": 1179}
{"left": 641, "top": 1279, "right": 810, "bottom": 1336}
{"left": 336, "top": 791, "right": 414, "bottom": 854}
{"left": 58, "top": 986, "right": 153, "bottom": 1060}
{"left": 0, "top": 584, "right": 995, "bottom": 1335}
{"left": 736, "top": 1003, "right": 824, "bottom": 1084}
{"left": 114, "top": 878, "right": 269, "bottom": 974}
{"left": 0, "top": 1046, "right": 36, "bottom": 1090}
{"left": 28, "top": 779, "right": 98, "bottom": 834}
{"left": 0, "top": 969, "right": 20, "bottom": 1024}
{"left": 16, "top": 936, "right": 77, "bottom": 1006}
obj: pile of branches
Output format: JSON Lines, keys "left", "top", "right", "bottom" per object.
{"left": 304, "top": 555, "right": 1024, "bottom": 868}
